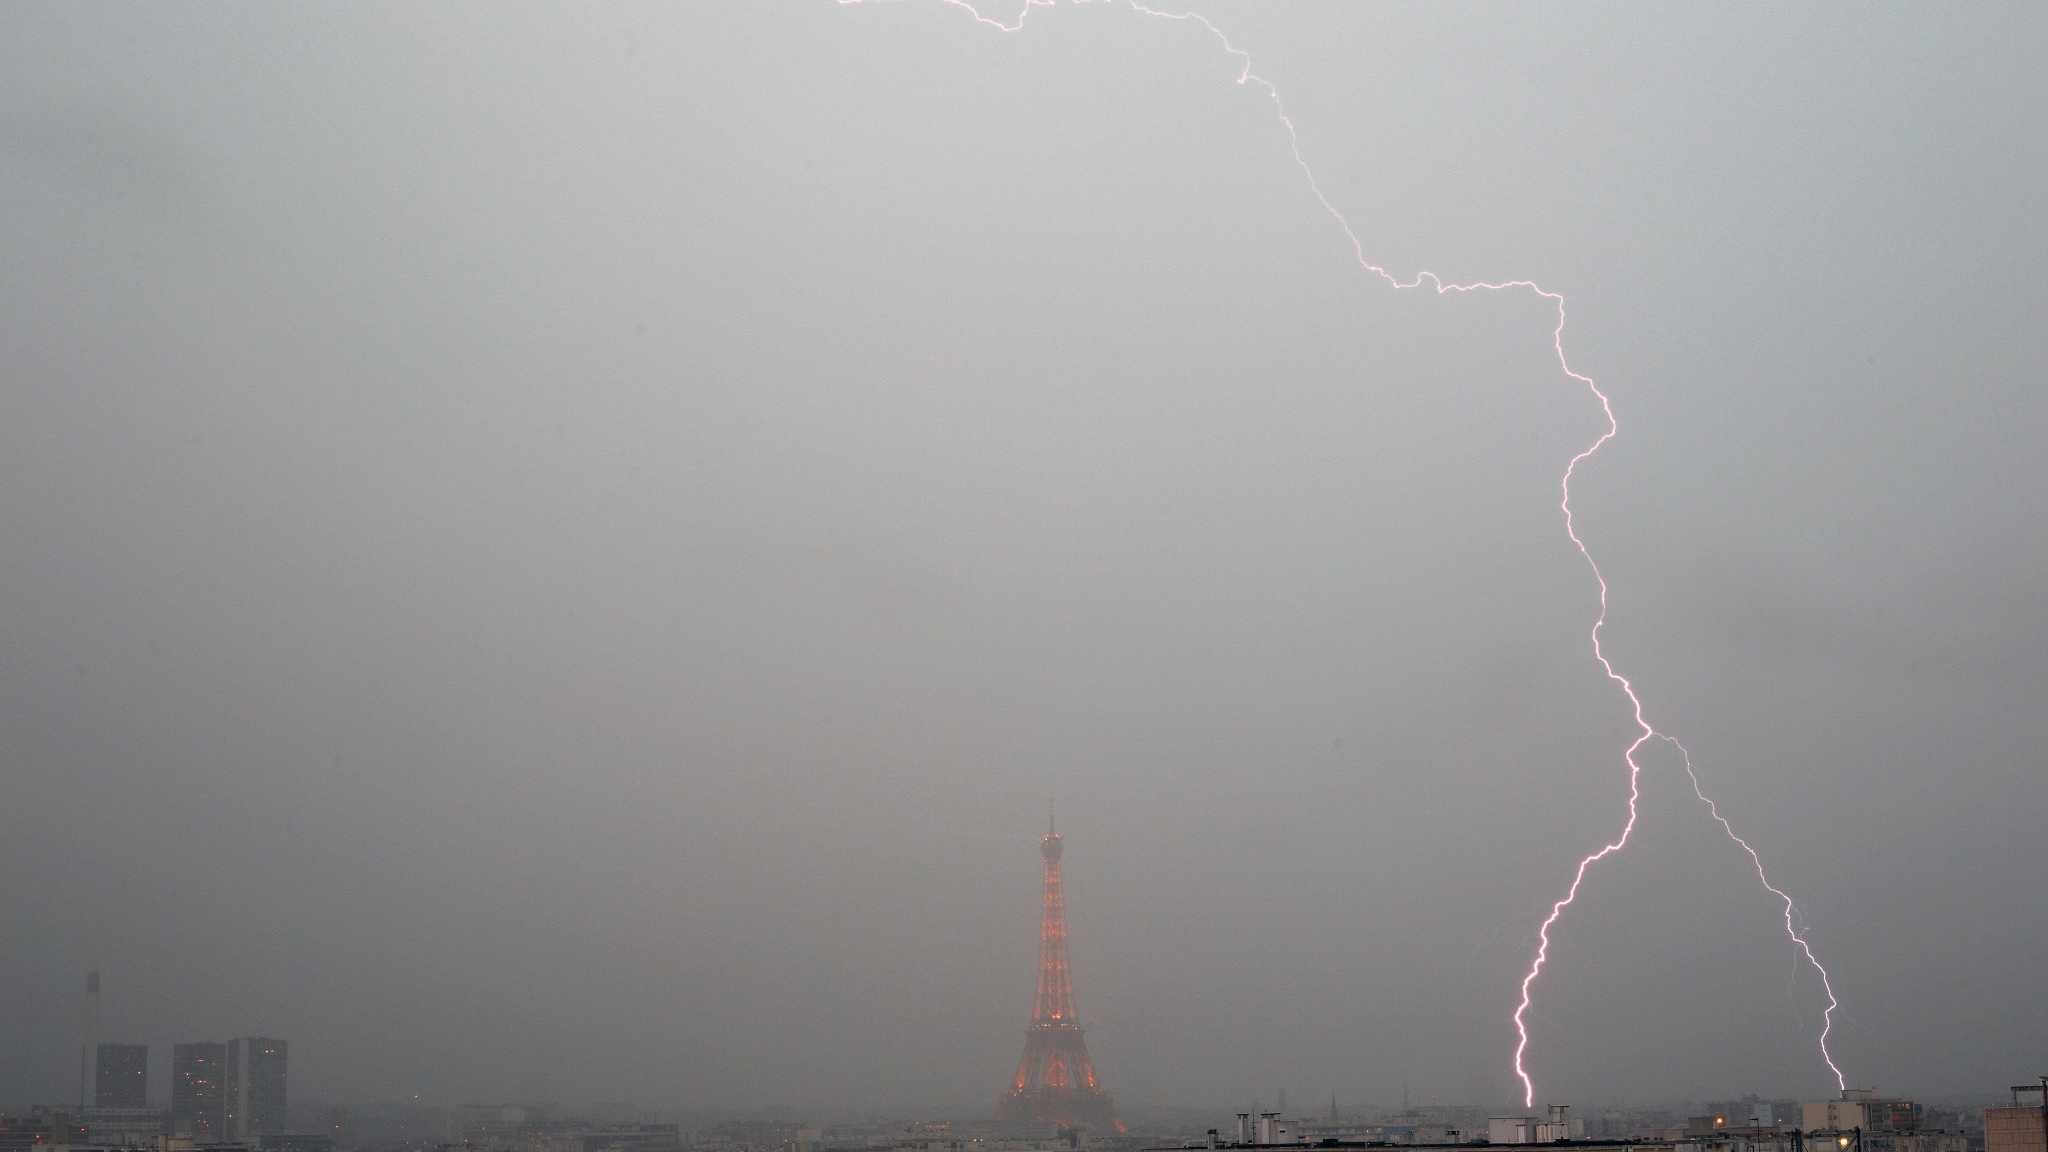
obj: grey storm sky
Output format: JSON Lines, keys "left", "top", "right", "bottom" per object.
{"left": 3, "top": 0, "right": 2043, "bottom": 1114}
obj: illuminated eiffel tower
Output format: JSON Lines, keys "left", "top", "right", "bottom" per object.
{"left": 996, "top": 807, "right": 1116, "bottom": 1130}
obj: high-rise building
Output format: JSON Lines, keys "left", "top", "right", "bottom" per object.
{"left": 996, "top": 809, "right": 1116, "bottom": 1130}
{"left": 173, "top": 1042, "right": 228, "bottom": 1138}
{"left": 226, "top": 1037, "right": 288, "bottom": 1137}
{"left": 95, "top": 1043, "right": 148, "bottom": 1108}
{"left": 177, "top": 1037, "right": 288, "bottom": 1138}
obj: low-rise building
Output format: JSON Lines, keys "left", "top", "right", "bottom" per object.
{"left": 82, "top": 1107, "right": 168, "bottom": 1147}
{"left": 1984, "top": 1084, "right": 2046, "bottom": 1152}
{"left": 1804, "top": 1092, "right": 1923, "bottom": 1136}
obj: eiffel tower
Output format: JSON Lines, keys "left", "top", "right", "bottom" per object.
{"left": 997, "top": 807, "right": 1116, "bottom": 1130}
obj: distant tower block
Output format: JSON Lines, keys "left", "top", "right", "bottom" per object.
{"left": 996, "top": 808, "right": 1117, "bottom": 1130}
{"left": 96, "top": 1043, "right": 149, "bottom": 1108}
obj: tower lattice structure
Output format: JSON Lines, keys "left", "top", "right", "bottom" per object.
{"left": 997, "top": 810, "right": 1116, "bottom": 1130}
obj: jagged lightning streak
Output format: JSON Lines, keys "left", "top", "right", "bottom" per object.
{"left": 836, "top": 0, "right": 1848, "bottom": 1105}
{"left": 1668, "top": 735, "right": 1845, "bottom": 1090}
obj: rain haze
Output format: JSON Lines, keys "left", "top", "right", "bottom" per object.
{"left": 4, "top": 0, "right": 2044, "bottom": 1122}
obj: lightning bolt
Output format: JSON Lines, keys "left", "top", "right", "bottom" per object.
{"left": 835, "top": 0, "right": 1849, "bottom": 1106}
{"left": 1669, "top": 735, "right": 1845, "bottom": 1094}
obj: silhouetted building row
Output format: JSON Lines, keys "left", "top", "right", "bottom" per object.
{"left": 457, "top": 1106, "right": 681, "bottom": 1152}
{"left": 1167, "top": 1090, "right": 1999, "bottom": 1152}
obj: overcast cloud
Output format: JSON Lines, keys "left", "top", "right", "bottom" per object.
{"left": 3, "top": 1, "right": 2043, "bottom": 1112}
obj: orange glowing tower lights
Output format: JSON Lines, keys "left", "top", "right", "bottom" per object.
{"left": 997, "top": 807, "right": 1116, "bottom": 1130}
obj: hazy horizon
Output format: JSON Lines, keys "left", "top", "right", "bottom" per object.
{"left": 4, "top": 0, "right": 2043, "bottom": 1114}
